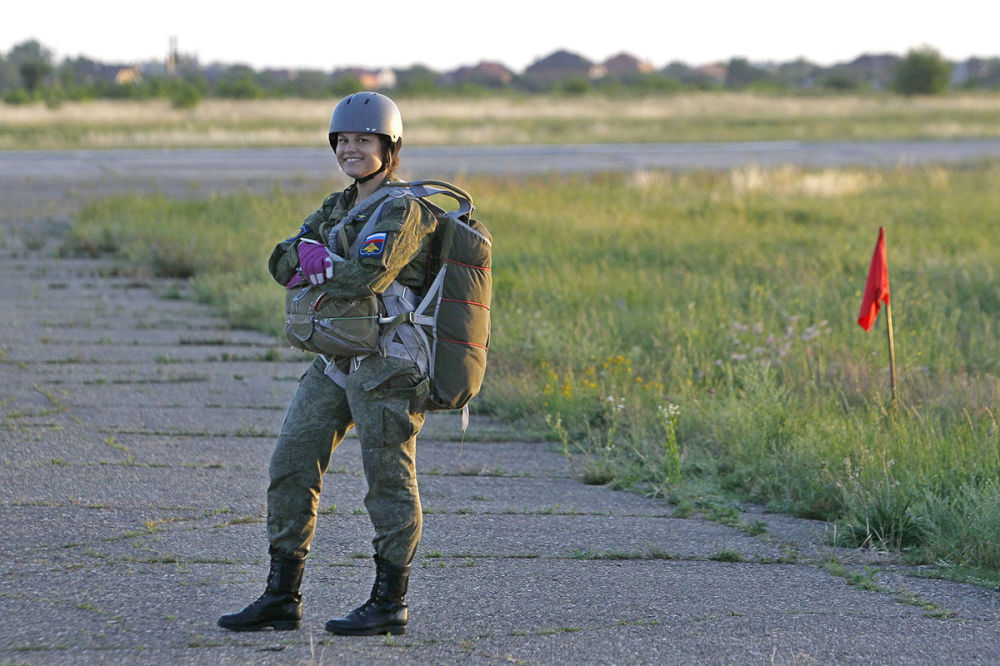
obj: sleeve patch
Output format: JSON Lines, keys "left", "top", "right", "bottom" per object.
{"left": 359, "top": 232, "right": 387, "bottom": 257}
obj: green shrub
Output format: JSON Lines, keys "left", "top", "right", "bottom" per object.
{"left": 171, "top": 82, "right": 202, "bottom": 109}
{"left": 3, "top": 88, "right": 32, "bottom": 105}
{"left": 892, "top": 46, "right": 952, "bottom": 96}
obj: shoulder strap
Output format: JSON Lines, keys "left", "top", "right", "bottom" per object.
{"left": 324, "top": 185, "right": 403, "bottom": 257}
{"left": 347, "top": 186, "right": 412, "bottom": 256}
{"left": 343, "top": 185, "right": 400, "bottom": 224}
{"left": 401, "top": 180, "right": 489, "bottom": 245}
{"left": 404, "top": 180, "right": 474, "bottom": 221}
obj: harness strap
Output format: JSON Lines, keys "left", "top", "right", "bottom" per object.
{"left": 319, "top": 183, "right": 405, "bottom": 256}
{"left": 343, "top": 185, "right": 399, "bottom": 225}
{"left": 348, "top": 196, "right": 399, "bottom": 256}
{"left": 321, "top": 354, "right": 348, "bottom": 387}
{"left": 378, "top": 282, "right": 430, "bottom": 374}
{"left": 377, "top": 277, "right": 442, "bottom": 376}
{"left": 403, "top": 181, "right": 473, "bottom": 220}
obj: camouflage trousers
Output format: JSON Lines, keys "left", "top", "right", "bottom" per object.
{"left": 267, "top": 354, "right": 428, "bottom": 567}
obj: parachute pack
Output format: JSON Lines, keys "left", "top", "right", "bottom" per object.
{"left": 297, "top": 180, "right": 492, "bottom": 413}
{"left": 407, "top": 181, "right": 491, "bottom": 411}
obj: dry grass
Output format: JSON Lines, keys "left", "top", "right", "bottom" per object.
{"left": 4, "top": 92, "right": 1000, "bottom": 149}
{"left": 730, "top": 165, "right": 880, "bottom": 197}
{"left": 67, "top": 128, "right": 323, "bottom": 149}
{"left": 0, "top": 98, "right": 330, "bottom": 125}
{"left": 403, "top": 92, "right": 1000, "bottom": 119}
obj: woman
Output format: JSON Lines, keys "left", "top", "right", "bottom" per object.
{"left": 218, "top": 91, "right": 437, "bottom": 637}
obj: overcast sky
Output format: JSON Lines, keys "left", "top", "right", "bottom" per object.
{"left": 3, "top": 0, "right": 998, "bottom": 72}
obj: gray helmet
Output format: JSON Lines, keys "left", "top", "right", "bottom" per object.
{"left": 328, "top": 91, "right": 402, "bottom": 149}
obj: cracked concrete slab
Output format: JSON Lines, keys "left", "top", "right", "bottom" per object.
{"left": 4, "top": 558, "right": 997, "bottom": 664}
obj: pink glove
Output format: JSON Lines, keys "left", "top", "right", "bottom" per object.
{"left": 297, "top": 239, "right": 334, "bottom": 285}
{"left": 285, "top": 272, "right": 306, "bottom": 290}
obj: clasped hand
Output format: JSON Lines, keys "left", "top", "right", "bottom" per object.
{"left": 295, "top": 239, "right": 335, "bottom": 287}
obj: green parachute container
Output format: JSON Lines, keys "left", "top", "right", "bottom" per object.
{"left": 399, "top": 181, "right": 491, "bottom": 411}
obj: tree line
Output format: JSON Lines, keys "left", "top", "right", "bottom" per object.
{"left": 1, "top": 39, "right": 993, "bottom": 109}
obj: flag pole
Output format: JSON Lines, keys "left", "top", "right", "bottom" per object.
{"left": 884, "top": 301, "right": 897, "bottom": 408}
{"left": 858, "top": 226, "right": 895, "bottom": 408}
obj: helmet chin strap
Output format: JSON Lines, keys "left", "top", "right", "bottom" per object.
{"left": 354, "top": 164, "right": 386, "bottom": 185}
{"left": 349, "top": 137, "right": 398, "bottom": 186}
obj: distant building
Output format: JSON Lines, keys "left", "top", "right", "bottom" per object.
{"left": 331, "top": 67, "right": 397, "bottom": 90}
{"left": 114, "top": 66, "right": 142, "bottom": 85}
{"left": 261, "top": 68, "right": 297, "bottom": 83}
{"left": 524, "top": 49, "right": 595, "bottom": 84}
{"left": 167, "top": 36, "right": 178, "bottom": 76}
{"left": 692, "top": 63, "right": 727, "bottom": 86}
{"left": 595, "top": 52, "right": 655, "bottom": 79}
{"left": 842, "top": 53, "right": 899, "bottom": 90}
{"left": 775, "top": 58, "right": 823, "bottom": 88}
{"left": 441, "top": 61, "right": 514, "bottom": 87}
{"left": 951, "top": 57, "right": 1000, "bottom": 87}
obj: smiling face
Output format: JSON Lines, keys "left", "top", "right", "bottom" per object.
{"left": 335, "top": 132, "right": 384, "bottom": 180}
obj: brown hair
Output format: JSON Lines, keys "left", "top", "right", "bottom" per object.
{"left": 379, "top": 135, "right": 402, "bottom": 179}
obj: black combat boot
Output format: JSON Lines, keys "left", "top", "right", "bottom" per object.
{"left": 217, "top": 553, "right": 305, "bottom": 632}
{"left": 325, "top": 554, "right": 409, "bottom": 636}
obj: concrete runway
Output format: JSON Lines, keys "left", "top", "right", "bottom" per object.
{"left": 2, "top": 143, "right": 999, "bottom": 664}
{"left": 4, "top": 138, "right": 1000, "bottom": 186}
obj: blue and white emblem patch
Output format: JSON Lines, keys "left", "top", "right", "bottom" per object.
{"left": 359, "top": 232, "right": 387, "bottom": 257}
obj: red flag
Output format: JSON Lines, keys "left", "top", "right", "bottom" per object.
{"left": 857, "top": 227, "right": 890, "bottom": 331}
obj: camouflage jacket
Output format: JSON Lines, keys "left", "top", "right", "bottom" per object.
{"left": 268, "top": 180, "right": 438, "bottom": 301}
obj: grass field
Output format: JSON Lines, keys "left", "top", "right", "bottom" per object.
{"left": 5, "top": 92, "right": 1000, "bottom": 149}
{"left": 63, "top": 162, "right": 1000, "bottom": 581}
